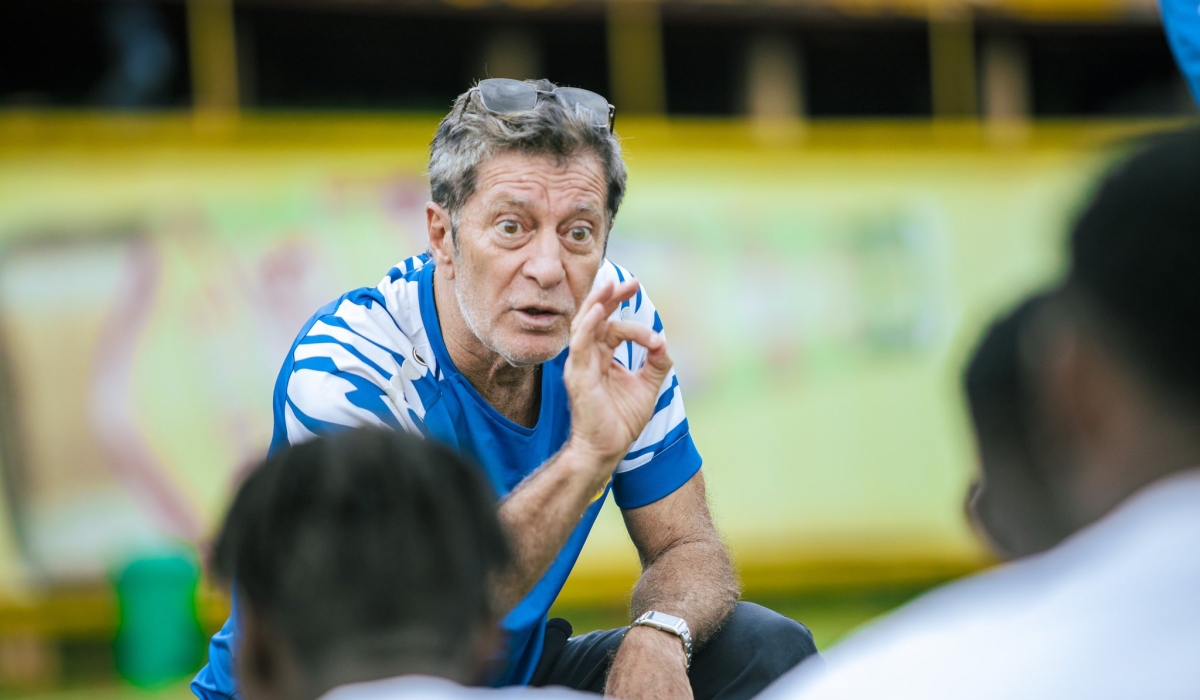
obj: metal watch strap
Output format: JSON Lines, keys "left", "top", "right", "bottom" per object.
{"left": 631, "top": 611, "right": 693, "bottom": 671}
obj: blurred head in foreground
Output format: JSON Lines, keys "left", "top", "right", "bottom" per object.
{"left": 1026, "top": 128, "right": 1200, "bottom": 539}
{"left": 964, "top": 292, "right": 1072, "bottom": 560}
{"left": 960, "top": 128, "right": 1200, "bottom": 561}
{"left": 211, "top": 428, "right": 510, "bottom": 700}
{"left": 966, "top": 130, "right": 1200, "bottom": 560}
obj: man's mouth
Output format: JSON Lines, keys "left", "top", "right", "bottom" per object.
{"left": 515, "top": 306, "right": 563, "bottom": 328}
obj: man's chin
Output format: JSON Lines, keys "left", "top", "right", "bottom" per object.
{"left": 495, "top": 334, "right": 568, "bottom": 367}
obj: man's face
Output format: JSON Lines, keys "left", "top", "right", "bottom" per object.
{"left": 447, "top": 151, "right": 609, "bottom": 366}
{"left": 968, "top": 447, "right": 1065, "bottom": 560}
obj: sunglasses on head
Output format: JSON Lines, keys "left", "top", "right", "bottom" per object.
{"left": 470, "top": 78, "right": 616, "bottom": 133}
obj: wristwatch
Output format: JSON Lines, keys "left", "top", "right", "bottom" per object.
{"left": 631, "top": 611, "right": 693, "bottom": 671}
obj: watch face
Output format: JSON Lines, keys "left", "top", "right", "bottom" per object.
{"left": 649, "top": 612, "right": 686, "bottom": 636}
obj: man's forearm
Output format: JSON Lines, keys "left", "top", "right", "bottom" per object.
{"left": 630, "top": 536, "right": 740, "bottom": 646}
{"left": 620, "top": 473, "right": 741, "bottom": 647}
{"left": 605, "top": 491, "right": 740, "bottom": 700}
{"left": 492, "top": 442, "right": 617, "bottom": 613}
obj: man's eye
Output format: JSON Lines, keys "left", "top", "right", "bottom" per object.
{"left": 569, "top": 227, "right": 591, "bottom": 242}
{"left": 499, "top": 221, "right": 521, "bottom": 235}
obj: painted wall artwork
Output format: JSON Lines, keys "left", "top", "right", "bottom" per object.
{"left": 0, "top": 121, "right": 1108, "bottom": 587}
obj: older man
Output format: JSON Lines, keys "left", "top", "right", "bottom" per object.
{"left": 193, "top": 79, "right": 816, "bottom": 700}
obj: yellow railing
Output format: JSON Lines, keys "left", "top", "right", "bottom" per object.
{"left": 1, "top": 112, "right": 1192, "bottom": 154}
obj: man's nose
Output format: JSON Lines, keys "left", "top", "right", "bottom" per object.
{"left": 522, "top": 228, "right": 567, "bottom": 289}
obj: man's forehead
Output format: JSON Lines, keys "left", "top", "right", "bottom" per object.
{"left": 473, "top": 152, "right": 607, "bottom": 207}
{"left": 488, "top": 195, "right": 603, "bottom": 215}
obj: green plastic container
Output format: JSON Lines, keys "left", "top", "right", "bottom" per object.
{"left": 113, "top": 550, "right": 204, "bottom": 688}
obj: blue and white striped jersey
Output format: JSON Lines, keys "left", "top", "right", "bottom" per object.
{"left": 193, "top": 254, "right": 702, "bottom": 699}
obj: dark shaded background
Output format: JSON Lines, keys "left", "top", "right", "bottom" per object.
{"left": 0, "top": 0, "right": 1192, "bottom": 117}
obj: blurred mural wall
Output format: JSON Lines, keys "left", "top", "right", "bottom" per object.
{"left": 0, "top": 115, "right": 1143, "bottom": 602}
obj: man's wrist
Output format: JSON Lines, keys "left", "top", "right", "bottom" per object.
{"left": 560, "top": 437, "right": 622, "bottom": 489}
{"left": 622, "top": 623, "right": 689, "bottom": 670}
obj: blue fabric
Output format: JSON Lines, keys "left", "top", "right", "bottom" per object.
{"left": 611, "top": 429, "right": 703, "bottom": 510}
{"left": 191, "top": 594, "right": 240, "bottom": 699}
{"left": 193, "top": 258, "right": 702, "bottom": 699}
{"left": 1161, "top": 0, "right": 1200, "bottom": 105}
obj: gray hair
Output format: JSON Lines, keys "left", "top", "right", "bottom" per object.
{"left": 428, "top": 79, "right": 627, "bottom": 233}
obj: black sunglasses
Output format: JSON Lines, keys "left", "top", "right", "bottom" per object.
{"left": 470, "top": 79, "right": 616, "bottom": 133}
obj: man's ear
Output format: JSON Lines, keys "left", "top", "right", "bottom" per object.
{"left": 1043, "top": 322, "right": 1134, "bottom": 457}
{"left": 236, "top": 602, "right": 306, "bottom": 700}
{"left": 426, "top": 202, "right": 456, "bottom": 280}
{"left": 1038, "top": 317, "right": 1141, "bottom": 525}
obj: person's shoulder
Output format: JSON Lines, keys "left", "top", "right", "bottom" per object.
{"left": 763, "top": 556, "right": 1089, "bottom": 700}
{"left": 301, "top": 254, "right": 430, "bottom": 348}
{"left": 762, "top": 596, "right": 1011, "bottom": 700}
{"left": 768, "top": 495, "right": 1200, "bottom": 700}
{"left": 381, "top": 253, "right": 433, "bottom": 289}
{"left": 373, "top": 252, "right": 432, "bottom": 337}
{"left": 283, "top": 254, "right": 443, "bottom": 400}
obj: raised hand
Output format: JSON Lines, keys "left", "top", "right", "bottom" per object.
{"left": 563, "top": 279, "right": 674, "bottom": 471}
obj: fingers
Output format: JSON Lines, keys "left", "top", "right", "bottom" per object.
{"left": 640, "top": 328, "right": 674, "bottom": 387}
{"left": 602, "top": 319, "right": 659, "bottom": 350}
{"left": 570, "top": 279, "right": 643, "bottom": 354}
{"left": 568, "top": 300, "right": 611, "bottom": 360}
{"left": 604, "top": 321, "right": 674, "bottom": 386}
{"left": 593, "top": 280, "right": 639, "bottom": 326}
{"left": 572, "top": 281, "right": 614, "bottom": 333}
{"left": 609, "top": 279, "right": 640, "bottom": 308}
{"left": 573, "top": 280, "right": 640, "bottom": 332}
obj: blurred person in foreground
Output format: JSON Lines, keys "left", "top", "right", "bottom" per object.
{"left": 194, "top": 78, "right": 815, "bottom": 700}
{"left": 761, "top": 129, "right": 1200, "bottom": 700}
{"left": 212, "top": 427, "right": 588, "bottom": 700}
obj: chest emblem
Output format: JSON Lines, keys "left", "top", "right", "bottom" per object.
{"left": 400, "top": 346, "right": 429, "bottom": 381}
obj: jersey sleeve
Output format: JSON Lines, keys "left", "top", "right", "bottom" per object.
{"left": 604, "top": 262, "right": 704, "bottom": 509}
{"left": 1161, "top": 0, "right": 1200, "bottom": 106}
{"left": 271, "top": 303, "right": 428, "bottom": 454}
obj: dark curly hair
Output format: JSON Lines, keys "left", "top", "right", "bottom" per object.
{"left": 211, "top": 428, "right": 510, "bottom": 672}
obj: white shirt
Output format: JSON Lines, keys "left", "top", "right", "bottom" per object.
{"left": 762, "top": 469, "right": 1200, "bottom": 700}
{"left": 320, "top": 676, "right": 591, "bottom": 700}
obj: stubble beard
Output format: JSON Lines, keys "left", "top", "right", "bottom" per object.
{"left": 453, "top": 263, "right": 569, "bottom": 368}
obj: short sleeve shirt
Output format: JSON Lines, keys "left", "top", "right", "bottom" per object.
{"left": 192, "top": 254, "right": 702, "bottom": 699}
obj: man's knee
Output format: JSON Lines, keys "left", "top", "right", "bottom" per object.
{"left": 686, "top": 603, "right": 817, "bottom": 700}
{"left": 713, "top": 602, "right": 818, "bottom": 671}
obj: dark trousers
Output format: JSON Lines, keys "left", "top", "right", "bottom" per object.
{"left": 530, "top": 603, "right": 819, "bottom": 700}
